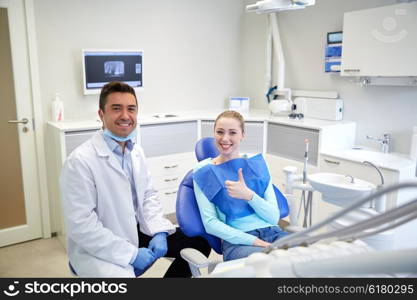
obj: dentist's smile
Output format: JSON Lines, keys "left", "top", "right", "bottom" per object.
{"left": 116, "top": 122, "right": 132, "bottom": 127}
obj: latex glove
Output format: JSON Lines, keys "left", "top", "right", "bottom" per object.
{"left": 225, "top": 168, "right": 254, "bottom": 201}
{"left": 131, "top": 247, "right": 157, "bottom": 274}
{"left": 148, "top": 232, "right": 168, "bottom": 259}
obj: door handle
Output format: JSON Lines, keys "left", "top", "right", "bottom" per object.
{"left": 8, "top": 118, "right": 29, "bottom": 124}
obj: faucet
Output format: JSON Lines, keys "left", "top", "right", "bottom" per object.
{"left": 366, "top": 133, "right": 391, "bottom": 153}
{"left": 362, "top": 161, "right": 384, "bottom": 186}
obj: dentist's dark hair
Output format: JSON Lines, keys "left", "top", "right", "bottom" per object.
{"left": 214, "top": 110, "right": 245, "bottom": 133}
{"left": 99, "top": 81, "right": 137, "bottom": 111}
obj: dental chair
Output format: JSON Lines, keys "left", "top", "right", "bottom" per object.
{"left": 176, "top": 137, "right": 290, "bottom": 277}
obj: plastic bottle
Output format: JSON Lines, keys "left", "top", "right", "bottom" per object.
{"left": 51, "top": 92, "right": 64, "bottom": 121}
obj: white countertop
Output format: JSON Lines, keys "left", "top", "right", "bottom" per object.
{"left": 321, "top": 147, "right": 416, "bottom": 172}
{"left": 48, "top": 109, "right": 355, "bottom": 131}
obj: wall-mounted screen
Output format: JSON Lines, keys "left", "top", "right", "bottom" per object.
{"left": 82, "top": 49, "right": 143, "bottom": 95}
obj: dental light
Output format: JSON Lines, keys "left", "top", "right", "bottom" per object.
{"left": 246, "top": 0, "right": 315, "bottom": 14}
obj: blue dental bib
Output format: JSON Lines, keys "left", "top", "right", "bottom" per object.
{"left": 194, "top": 154, "right": 270, "bottom": 223}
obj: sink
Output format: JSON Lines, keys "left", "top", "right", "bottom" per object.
{"left": 308, "top": 172, "right": 375, "bottom": 206}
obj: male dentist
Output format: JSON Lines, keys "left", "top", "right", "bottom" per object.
{"left": 60, "top": 81, "right": 210, "bottom": 277}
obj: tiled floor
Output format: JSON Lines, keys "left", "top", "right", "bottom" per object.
{"left": 0, "top": 237, "right": 221, "bottom": 278}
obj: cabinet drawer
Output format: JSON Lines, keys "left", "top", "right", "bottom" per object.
{"left": 152, "top": 167, "right": 193, "bottom": 191}
{"left": 201, "top": 120, "right": 264, "bottom": 154}
{"left": 152, "top": 175, "right": 182, "bottom": 190}
{"left": 267, "top": 123, "right": 319, "bottom": 165}
{"left": 140, "top": 121, "right": 198, "bottom": 157}
{"left": 157, "top": 188, "right": 178, "bottom": 215}
{"left": 65, "top": 130, "right": 98, "bottom": 156}
{"left": 146, "top": 152, "right": 195, "bottom": 177}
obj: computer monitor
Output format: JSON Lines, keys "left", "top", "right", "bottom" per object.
{"left": 82, "top": 49, "right": 143, "bottom": 95}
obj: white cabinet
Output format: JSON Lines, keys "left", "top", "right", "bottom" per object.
{"left": 341, "top": 2, "right": 417, "bottom": 77}
{"left": 64, "top": 130, "right": 98, "bottom": 156}
{"left": 139, "top": 121, "right": 198, "bottom": 157}
{"left": 318, "top": 154, "right": 417, "bottom": 249}
{"left": 47, "top": 123, "right": 101, "bottom": 247}
{"left": 147, "top": 152, "right": 196, "bottom": 215}
{"left": 139, "top": 121, "right": 198, "bottom": 216}
{"left": 267, "top": 123, "right": 319, "bottom": 165}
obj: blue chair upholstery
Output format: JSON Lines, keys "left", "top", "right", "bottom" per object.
{"left": 176, "top": 137, "right": 289, "bottom": 254}
{"left": 176, "top": 170, "right": 223, "bottom": 253}
{"left": 195, "top": 137, "right": 219, "bottom": 162}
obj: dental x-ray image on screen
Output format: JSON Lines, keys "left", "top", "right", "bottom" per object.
{"left": 104, "top": 61, "right": 125, "bottom": 77}
{"left": 82, "top": 49, "right": 143, "bottom": 95}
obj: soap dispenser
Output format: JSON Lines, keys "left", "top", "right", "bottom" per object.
{"left": 51, "top": 92, "right": 64, "bottom": 121}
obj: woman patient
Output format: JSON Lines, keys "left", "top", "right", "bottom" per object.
{"left": 193, "top": 110, "right": 288, "bottom": 261}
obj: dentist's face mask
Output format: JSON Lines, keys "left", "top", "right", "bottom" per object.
{"left": 99, "top": 91, "right": 138, "bottom": 140}
{"left": 103, "top": 128, "right": 137, "bottom": 142}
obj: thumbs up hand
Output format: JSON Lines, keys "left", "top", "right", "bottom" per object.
{"left": 225, "top": 168, "right": 254, "bottom": 201}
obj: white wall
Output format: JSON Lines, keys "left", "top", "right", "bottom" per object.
{"left": 34, "top": 0, "right": 244, "bottom": 121}
{"left": 241, "top": 0, "right": 417, "bottom": 155}
{"left": 34, "top": 0, "right": 417, "bottom": 154}
{"left": 34, "top": 0, "right": 246, "bottom": 232}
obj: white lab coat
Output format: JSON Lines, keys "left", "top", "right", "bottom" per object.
{"left": 60, "top": 131, "right": 175, "bottom": 277}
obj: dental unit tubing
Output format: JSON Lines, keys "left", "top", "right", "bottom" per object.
{"left": 206, "top": 182, "right": 417, "bottom": 278}
{"left": 268, "top": 182, "right": 417, "bottom": 251}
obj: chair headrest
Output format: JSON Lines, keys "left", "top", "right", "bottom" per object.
{"left": 195, "top": 137, "right": 219, "bottom": 162}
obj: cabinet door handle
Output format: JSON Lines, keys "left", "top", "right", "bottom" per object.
{"left": 164, "top": 190, "right": 178, "bottom": 195}
{"left": 164, "top": 164, "right": 179, "bottom": 169}
{"left": 324, "top": 159, "right": 340, "bottom": 165}
{"left": 164, "top": 177, "right": 178, "bottom": 182}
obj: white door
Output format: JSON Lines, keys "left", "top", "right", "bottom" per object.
{"left": 0, "top": 0, "right": 42, "bottom": 247}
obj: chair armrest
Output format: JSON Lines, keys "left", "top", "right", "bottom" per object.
{"left": 180, "top": 248, "right": 210, "bottom": 277}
